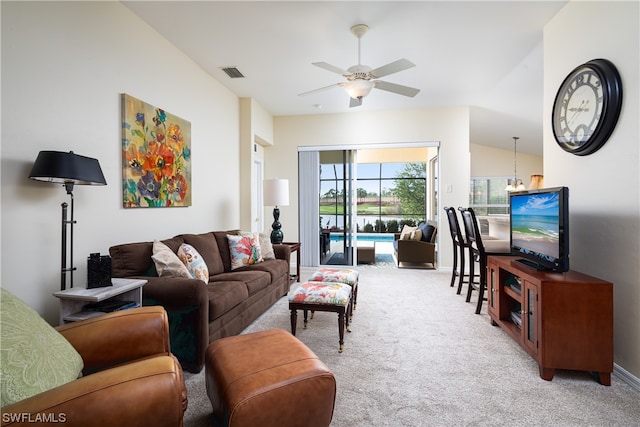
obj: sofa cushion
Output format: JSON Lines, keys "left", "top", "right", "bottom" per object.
{"left": 110, "top": 241, "right": 154, "bottom": 277}
{"left": 244, "top": 259, "right": 288, "bottom": 283}
{"left": 418, "top": 222, "right": 437, "bottom": 243}
{"left": 161, "top": 236, "right": 185, "bottom": 253}
{"left": 0, "top": 289, "right": 84, "bottom": 406}
{"left": 181, "top": 233, "right": 224, "bottom": 275}
{"left": 152, "top": 241, "right": 192, "bottom": 278}
{"left": 227, "top": 234, "right": 263, "bottom": 270}
{"left": 213, "top": 230, "right": 240, "bottom": 272}
{"left": 178, "top": 243, "right": 209, "bottom": 282}
{"left": 206, "top": 281, "right": 249, "bottom": 321}
{"left": 211, "top": 270, "right": 272, "bottom": 296}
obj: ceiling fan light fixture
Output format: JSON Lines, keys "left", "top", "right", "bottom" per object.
{"left": 343, "top": 79, "right": 374, "bottom": 99}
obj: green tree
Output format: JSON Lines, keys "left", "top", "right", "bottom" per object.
{"left": 357, "top": 188, "right": 368, "bottom": 202}
{"left": 393, "top": 163, "right": 426, "bottom": 216}
{"left": 323, "top": 188, "right": 337, "bottom": 199}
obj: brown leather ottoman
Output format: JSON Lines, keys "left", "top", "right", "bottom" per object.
{"left": 205, "top": 329, "right": 336, "bottom": 427}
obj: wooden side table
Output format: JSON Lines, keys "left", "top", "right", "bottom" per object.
{"left": 282, "top": 242, "right": 301, "bottom": 282}
{"left": 53, "top": 278, "right": 146, "bottom": 325}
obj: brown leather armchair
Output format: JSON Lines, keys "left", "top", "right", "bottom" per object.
{"left": 1, "top": 307, "right": 188, "bottom": 427}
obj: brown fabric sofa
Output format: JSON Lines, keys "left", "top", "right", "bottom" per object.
{"left": 1, "top": 307, "right": 187, "bottom": 427}
{"left": 109, "top": 230, "right": 291, "bottom": 373}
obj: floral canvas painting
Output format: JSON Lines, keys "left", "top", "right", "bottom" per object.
{"left": 121, "top": 94, "right": 191, "bottom": 208}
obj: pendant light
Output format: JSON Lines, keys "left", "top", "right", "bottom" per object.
{"left": 505, "top": 137, "right": 526, "bottom": 192}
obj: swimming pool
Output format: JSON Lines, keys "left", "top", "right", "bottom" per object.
{"left": 329, "top": 233, "right": 394, "bottom": 242}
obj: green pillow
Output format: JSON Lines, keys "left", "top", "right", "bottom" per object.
{"left": 1, "top": 288, "right": 84, "bottom": 407}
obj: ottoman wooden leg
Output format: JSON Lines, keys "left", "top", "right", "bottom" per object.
{"left": 304, "top": 309, "right": 309, "bottom": 328}
{"left": 290, "top": 309, "right": 297, "bottom": 335}
{"left": 338, "top": 311, "right": 345, "bottom": 353}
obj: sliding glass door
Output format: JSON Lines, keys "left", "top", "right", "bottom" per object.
{"left": 320, "top": 150, "right": 355, "bottom": 266}
{"left": 299, "top": 143, "right": 439, "bottom": 268}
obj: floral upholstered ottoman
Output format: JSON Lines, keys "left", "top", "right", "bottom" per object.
{"left": 288, "top": 281, "right": 351, "bottom": 352}
{"left": 309, "top": 268, "right": 360, "bottom": 313}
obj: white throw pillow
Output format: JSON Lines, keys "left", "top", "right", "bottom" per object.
{"left": 259, "top": 232, "right": 275, "bottom": 260}
{"left": 400, "top": 225, "right": 417, "bottom": 240}
{"left": 151, "top": 240, "right": 191, "bottom": 278}
{"left": 177, "top": 243, "right": 209, "bottom": 282}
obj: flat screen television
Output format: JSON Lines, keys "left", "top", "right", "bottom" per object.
{"left": 509, "top": 186, "right": 569, "bottom": 273}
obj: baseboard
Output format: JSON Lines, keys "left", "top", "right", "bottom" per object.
{"left": 614, "top": 363, "right": 640, "bottom": 391}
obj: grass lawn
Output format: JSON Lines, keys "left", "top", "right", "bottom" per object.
{"left": 320, "top": 203, "right": 400, "bottom": 215}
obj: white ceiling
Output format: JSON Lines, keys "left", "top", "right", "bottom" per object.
{"left": 122, "top": 1, "right": 568, "bottom": 156}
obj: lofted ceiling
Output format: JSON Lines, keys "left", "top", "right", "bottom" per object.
{"left": 122, "top": 1, "right": 568, "bottom": 156}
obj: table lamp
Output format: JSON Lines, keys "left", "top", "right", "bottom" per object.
{"left": 263, "top": 178, "right": 289, "bottom": 244}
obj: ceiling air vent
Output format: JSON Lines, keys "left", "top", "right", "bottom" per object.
{"left": 220, "top": 66, "right": 245, "bottom": 79}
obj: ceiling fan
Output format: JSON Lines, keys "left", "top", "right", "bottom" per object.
{"left": 299, "top": 24, "right": 420, "bottom": 107}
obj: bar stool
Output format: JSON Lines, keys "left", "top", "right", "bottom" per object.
{"left": 444, "top": 206, "right": 468, "bottom": 294}
{"left": 459, "top": 207, "right": 490, "bottom": 314}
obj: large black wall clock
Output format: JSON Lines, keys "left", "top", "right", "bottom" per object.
{"left": 552, "top": 58, "right": 622, "bottom": 156}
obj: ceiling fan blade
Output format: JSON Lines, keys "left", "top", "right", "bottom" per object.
{"left": 374, "top": 80, "right": 420, "bottom": 97}
{"left": 298, "top": 83, "right": 341, "bottom": 97}
{"left": 370, "top": 59, "right": 416, "bottom": 78}
{"left": 349, "top": 97, "right": 363, "bottom": 108}
{"left": 312, "top": 62, "right": 351, "bottom": 76}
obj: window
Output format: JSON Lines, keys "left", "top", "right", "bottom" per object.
{"left": 469, "top": 177, "right": 509, "bottom": 215}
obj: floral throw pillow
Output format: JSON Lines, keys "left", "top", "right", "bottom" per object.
{"left": 227, "top": 233, "right": 263, "bottom": 270}
{"left": 151, "top": 240, "right": 191, "bottom": 278}
{"left": 177, "top": 243, "right": 209, "bottom": 283}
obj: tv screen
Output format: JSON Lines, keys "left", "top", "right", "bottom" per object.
{"left": 509, "top": 187, "right": 569, "bottom": 272}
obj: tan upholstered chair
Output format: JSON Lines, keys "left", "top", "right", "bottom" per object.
{"left": 393, "top": 220, "right": 437, "bottom": 268}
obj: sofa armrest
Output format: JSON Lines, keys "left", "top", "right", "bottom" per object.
{"left": 56, "top": 306, "right": 170, "bottom": 375}
{"left": 140, "top": 277, "right": 209, "bottom": 373}
{"left": 273, "top": 244, "right": 291, "bottom": 263}
{"left": 1, "top": 356, "right": 186, "bottom": 427}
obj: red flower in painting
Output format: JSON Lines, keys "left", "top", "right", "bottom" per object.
{"left": 143, "top": 141, "right": 175, "bottom": 182}
{"left": 166, "top": 173, "right": 188, "bottom": 203}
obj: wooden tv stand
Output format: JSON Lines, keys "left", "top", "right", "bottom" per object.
{"left": 486, "top": 256, "right": 613, "bottom": 385}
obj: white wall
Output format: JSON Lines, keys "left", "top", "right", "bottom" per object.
{"left": 1, "top": 2, "right": 241, "bottom": 324}
{"left": 471, "top": 143, "right": 543, "bottom": 183}
{"left": 270, "top": 107, "right": 472, "bottom": 270}
{"left": 544, "top": 1, "right": 640, "bottom": 381}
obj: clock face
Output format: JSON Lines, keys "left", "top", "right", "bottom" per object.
{"left": 552, "top": 59, "right": 622, "bottom": 156}
{"left": 553, "top": 66, "right": 604, "bottom": 148}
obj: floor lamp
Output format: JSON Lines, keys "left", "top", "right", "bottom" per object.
{"left": 263, "top": 178, "right": 289, "bottom": 244}
{"left": 29, "top": 151, "right": 107, "bottom": 291}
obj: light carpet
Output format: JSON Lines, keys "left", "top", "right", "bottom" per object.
{"left": 183, "top": 266, "right": 640, "bottom": 426}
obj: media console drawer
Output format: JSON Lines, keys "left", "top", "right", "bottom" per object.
{"left": 486, "top": 255, "right": 613, "bottom": 385}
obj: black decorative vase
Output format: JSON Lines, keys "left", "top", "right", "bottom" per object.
{"left": 270, "top": 207, "right": 283, "bottom": 244}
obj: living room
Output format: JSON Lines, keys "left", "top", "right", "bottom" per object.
{"left": 1, "top": 0, "right": 638, "bottom": 423}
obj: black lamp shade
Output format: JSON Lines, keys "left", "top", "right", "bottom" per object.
{"left": 29, "top": 151, "right": 106, "bottom": 186}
